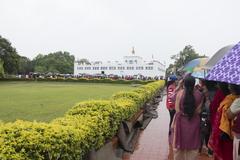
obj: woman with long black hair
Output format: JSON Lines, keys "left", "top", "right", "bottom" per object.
{"left": 171, "top": 76, "right": 203, "bottom": 160}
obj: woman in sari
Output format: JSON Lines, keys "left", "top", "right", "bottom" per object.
{"left": 209, "top": 84, "right": 239, "bottom": 160}
{"left": 208, "top": 82, "right": 230, "bottom": 160}
{"left": 172, "top": 76, "right": 203, "bottom": 160}
{"left": 209, "top": 82, "right": 230, "bottom": 129}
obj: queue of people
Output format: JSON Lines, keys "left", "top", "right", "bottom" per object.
{"left": 166, "top": 74, "right": 240, "bottom": 160}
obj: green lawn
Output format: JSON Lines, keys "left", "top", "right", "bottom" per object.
{"left": 0, "top": 81, "right": 133, "bottom": 122}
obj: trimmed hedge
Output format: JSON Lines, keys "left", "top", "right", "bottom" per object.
{"left": 0, "top": 77, "right": 154, "bottom": 85}
{"left": 0, "top": 80, "right": 165, "bottom": 160}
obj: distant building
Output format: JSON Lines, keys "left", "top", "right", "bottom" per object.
{"left": 74, "top": 48, "right": 166, "bottom": 79}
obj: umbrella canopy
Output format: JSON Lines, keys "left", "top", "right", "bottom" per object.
{"left": 183, "top": 58, "right": 208, "bottom": 72}
{"left": 204, "top": 45, "right": 234, "bottom": 70}
{"left": 205, "top": 42, "right": 240, "bottom": 85}
{"left": 191, "top": 70, "right": 206, "bottom": 79}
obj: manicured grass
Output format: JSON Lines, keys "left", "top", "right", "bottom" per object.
{"left": 0, "top": 81, "right": 133, "bottom": 122}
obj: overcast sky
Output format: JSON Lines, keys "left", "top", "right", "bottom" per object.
{"left": 0, "top": 0, "right": 239, "bottom": 66}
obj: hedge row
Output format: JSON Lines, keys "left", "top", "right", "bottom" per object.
{"left": 0, "top": 77, "right": 154, "bottom": 85}
{"left": 0, "top": 80, "right": 165, "bottom": 160}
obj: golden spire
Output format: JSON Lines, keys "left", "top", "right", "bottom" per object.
{"left": 132, "top": 47, "right": 135, "bottom": 55}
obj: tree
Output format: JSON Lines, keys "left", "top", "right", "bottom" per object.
{"left": 165, "top": 64, "right": 175, "bottom": 77}
{"left": 77, "top": 58, "right": 90, "bottom": 65}
{"left": 18, "top": 56, "right": 34, "bottom": 74}
{"left": 0, "top": 35, "right": 20, "bottom": 74}
{"left": 166, "top": 45, "right": 206, "bottom": 76}
{"left": 0, "top": 58, "right": 4, "bottom": 77}
{"left": 33, "top": 51, "right": 75, "bottom": 74}
{"left": 171, "top": 45, "right": 206, "bottom": 68}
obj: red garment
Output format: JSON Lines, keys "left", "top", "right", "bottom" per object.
{"left": 208, "top": 94, "right": 235, "bottom": 160}
{"left": 210, "top": 89, "right": 225, "bottom": 126}
{"left": 209, "top": 107, "right": 233, "bottom": 160}
{"left": 221, "top": 139, "right": 233, "bottom": 160}
{"left": 208, "top": 107, "right": 223, "bottom": 159}
{"left": 166, "top": 84, "right": 176, "bottom": 110}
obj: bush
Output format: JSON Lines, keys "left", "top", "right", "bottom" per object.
{"left": 0, "top": 59, "right": 4, "bottom": 78}
{"left": 66, "top": 101, "right": 114, "bottom": 139}
{"left": 0, "top": 121, "right": 86, "bottom": 160}
{"left": 0, "top": 77, "right": 153, "bottom": 85}
{"left": 112, "top": 91, "right": 146, "bottom": 106}
{"left": 0, "top": 80, "right": 165, "bottom": 159}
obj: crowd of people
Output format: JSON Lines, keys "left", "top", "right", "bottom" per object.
{"left": 166, "top": 74, "right": 240, "bottom": 160}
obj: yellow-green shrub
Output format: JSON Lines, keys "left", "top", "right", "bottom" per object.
{"left": 66, "top": 101, "right": 115, "bottom": 139}
{"left": 0, "top": 121, "right": 87, "bottom": 160}
{"left": 110, "top": 98, "right": 139, "bottom": 120}
{"left": 112, "top": 91, "right": 145, "bottom": 106}
{"left": 53, "top": 115, "right": 108, "bottom": 150}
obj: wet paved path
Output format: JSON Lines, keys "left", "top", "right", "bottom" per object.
{"left": 123, "top": 96, "right": 213, "bottom": 160}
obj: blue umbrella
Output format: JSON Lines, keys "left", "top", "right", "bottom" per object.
{"left": 205, "top": 42, "right": 240, "bottom": 85}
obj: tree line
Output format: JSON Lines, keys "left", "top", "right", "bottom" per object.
{"left": 0, "top": 35, "right": 75, "bottom": 77}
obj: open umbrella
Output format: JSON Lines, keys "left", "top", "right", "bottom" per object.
{"left": 204, "top": 45, "right": 234, "bottom": 70}
{"left": 205, "top": 42, "right": 240, "bottom": 85}
{"left": 183, "top": 58, "right": 208, "bottom": 78}
{"left": 191, "top": 70, "right": 206, "bottom": 79}
{"left": 183, "top": 58, "right": 209, "bottom": 72}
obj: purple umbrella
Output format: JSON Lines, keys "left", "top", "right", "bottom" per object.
{"left": 205, "top": 42, "right": 240, "bottom": 85}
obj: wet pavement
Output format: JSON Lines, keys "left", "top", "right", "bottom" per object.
{"left": 123, "top": 96, "right": 213, "bottom": 160}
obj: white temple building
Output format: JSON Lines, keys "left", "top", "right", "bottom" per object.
{"left": 74, "top": 48, "right": 166, "bottom": 79}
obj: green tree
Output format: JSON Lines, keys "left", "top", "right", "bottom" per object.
{"left": 0, "top": 35, "right": 20, "bottom": 74}
{"left": 0, "top": 58, "right": 4, "bottom": 77}
{"left": 165, "top": 64, "right": 175, "bottom": 77}
{"left": 18, "top": 56, "right": 34, "bottom": 74}
{"left": 33, "top": 51, "right": 75, "bottom": 74}
{"left": 166, "top": 45, "right": 206, "bottom": 76}
{"left": 34, "top": 66, "right": 46, "bottom": 73}
{"left": 77, "top": 58, "right": 90, "bottom": 65}
{"left": 171, "top": 45, "right": 206, "bottom": 68}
